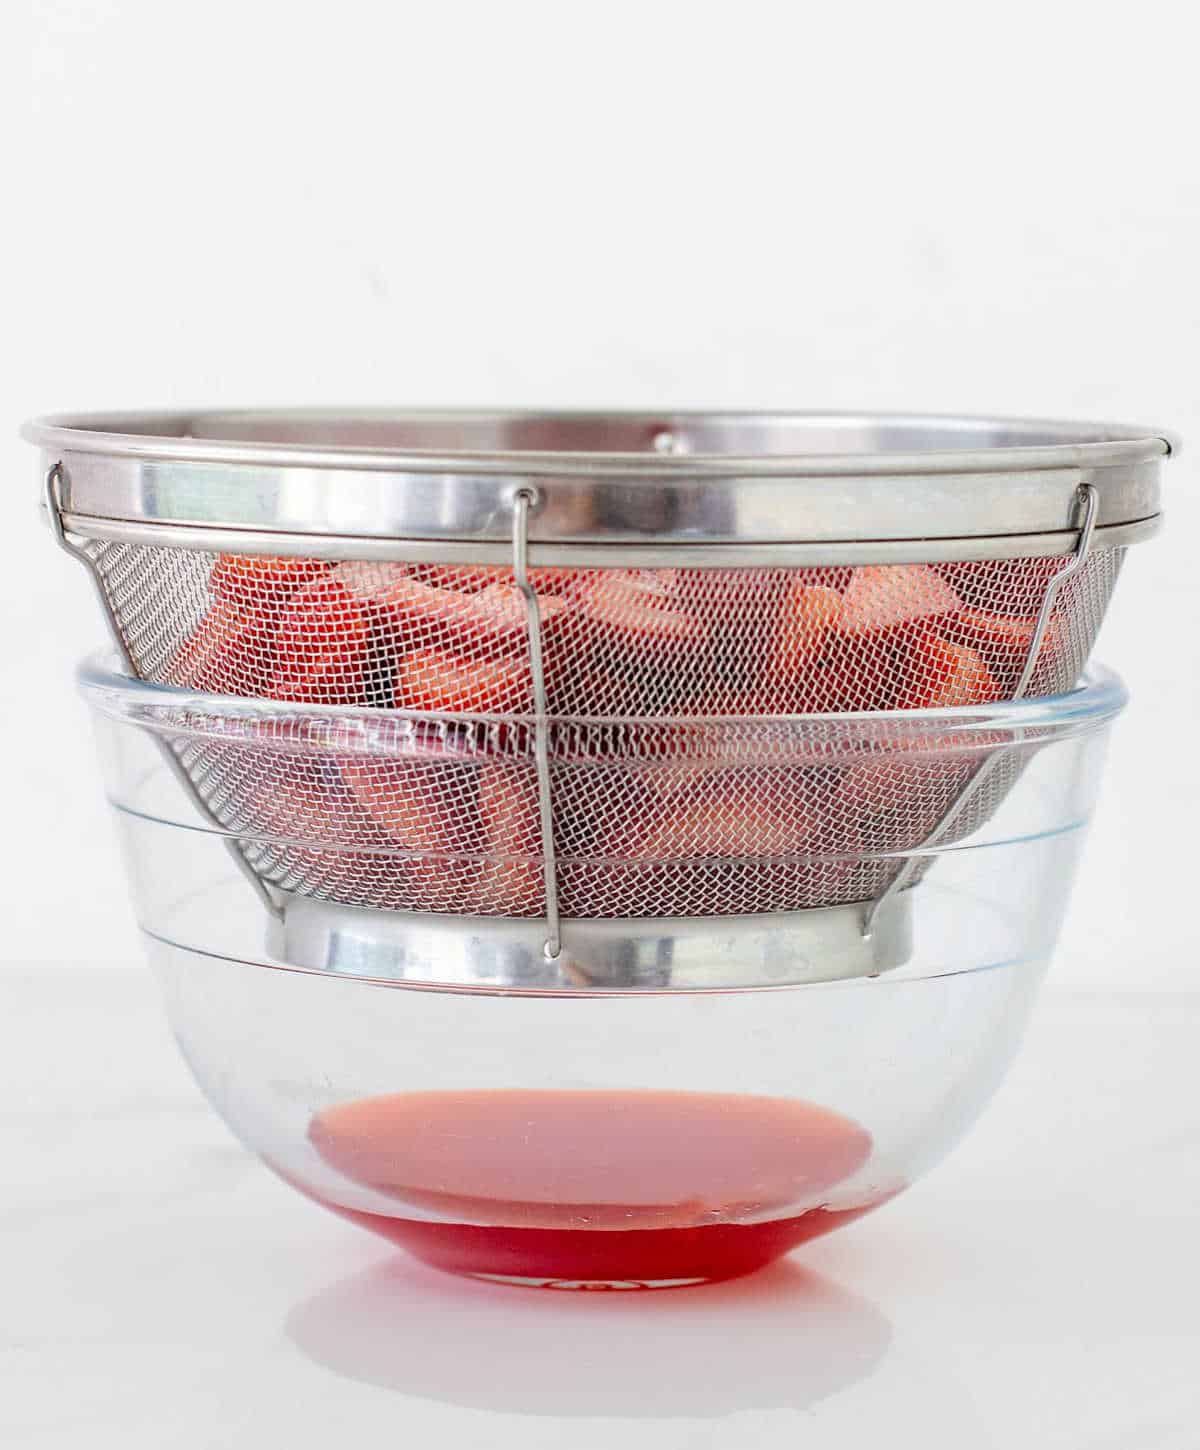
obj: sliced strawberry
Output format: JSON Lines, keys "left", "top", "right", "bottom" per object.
{"left": 620, "top": 786, "right": 817, "bottom": 861}
{"left": 543, "top": 663, "right": 627, "bottom": 716}
{"left": 210, "top": 553, "right": 327, "bottom": 602}
{"left": 241, "top": 754, "right": 377, "bottom": 847}
{"left": 771, "top": 583, "right": 843, "bottom": 676}
{"left": 474, "top": 763, "right": 545, "bottom": 914}
{"left": 839, "top": 565, "right": 960, "bottom": 635}
{"left": 528, "top": 567, "right": 587, "bottom": 595}
{"left": 332, "top": 561, "right": 413, "bottom": 602}
{"left": 184, "top": 554, "right": 327, "bottom": 695}
{"left": 943, "top": 607, "right": 1035, "bottom": 663}
{"left": 899, "top": 635, "right": 1000, "bottom": 709}
{"left": 340, "top": 755, "right": 475, "bottom": 855}
{"left": 471, "top": 582, "right": 568, "bottom": 643}
{"left": 416, "top": 563, "right": 587, "bottom": 598}
{"left": 584, "top": 779, "right": 853, "bottom": 917}
{"left": 942, "top": 608, "right": 1067, "bottom": 684}
{"left": 267, "top": 576, "right": 370, "bottom": 705}
{"left": 361, "top": 573, "right": 564, "bottom": 656}
{"left": 172, "top": 597, "right": 272, "bottom": 694}
{"left": 832, "top": 756, "right": 965, "bottom": 855}
{"left": 574, "top": 570, "right": 705, "bottom": 650}
{"left": 394, "top": 650, "right": 533, "bottom": 714}
{"left": 656, "top": 570, "right": 788, "bottom": 702}
{"left": 417, "top": 564, "right": 510, "bottom": 593}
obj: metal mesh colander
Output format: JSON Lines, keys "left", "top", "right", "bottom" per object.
{"left": 32, "top": 407, "right": 1166, "bottom": 935}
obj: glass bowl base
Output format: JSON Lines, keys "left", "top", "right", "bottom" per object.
{"left": 467, "top": 1274, "right": 710, "bottom": 1291}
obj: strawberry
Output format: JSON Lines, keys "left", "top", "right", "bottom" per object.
{"left": 471, "top": 582, "right": 567, "bottom": 644}
{"left": 209, "top": 553, "right": 328, "bottom": 603}
{"left": 394, "top": 650, "right": 533, "bottom": 714}
{"left": 774, "top": 583, "right": 843, "bottom": 667}
{"left": 417, "top": 564, "right": 509, "bottom": 593}
{"left": 340, "top": 755, "right": 476, "bottom": 855}
{"left": 241, "top": 754, "right": 378, "bottom": 848}
{"left": 899, "top": 635, "right": 999, "bottom": 709}
{"left": 181, "top": 554, "right": 328, "bottom": 695}
{"left": 546, "top": 570, "right": 707, "bottom": 714}
{"left": 267, "top": 576, "right": 370, "bottom": 705}
{"left": 474, "top": 764, "right": 545, "bottom": 914}
{"left": 172, "top": 596, "right": 272, "bottom": 694}
{"left": 838, "top": 565, "right": 960, "bottom": 635}
{"left": 832, "top": 757, "right": 959, "bottom": 854}
{"left": 359, "top": 573, "right": 565, "bottom": 657}
{"left": 942, "top": 608, "right": 1067, "bottom": 686}
{"left": 528, "top": 567, "right": 587, "bottom": 595}
{"left": 332, "top": 561, "right": 413, "bottom": 602}
{"left": 573, "top": 570, "right": 705, "bottom": 650}
{"left": 620, "top": 786, "right": 817, "bottom": 861}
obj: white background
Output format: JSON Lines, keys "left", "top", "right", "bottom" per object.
{"left": 5, "top": 0, "right": 1198, "bottom": 983}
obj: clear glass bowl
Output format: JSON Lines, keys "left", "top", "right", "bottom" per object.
{"left": 80, "top": 657, "right": 1126, "bottom": 1288}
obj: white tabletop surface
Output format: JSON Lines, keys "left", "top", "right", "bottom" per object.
{"left": 4, "top": 966, "right": 1197, "bottom": 1450}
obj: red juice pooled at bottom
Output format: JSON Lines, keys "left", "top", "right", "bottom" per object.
{"left": 307, "top": 1088, "right": 878, "bottom": 1286}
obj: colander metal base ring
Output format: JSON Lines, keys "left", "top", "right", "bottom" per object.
{"left": 267, "top": 890, "right": 913, "bottom": 993}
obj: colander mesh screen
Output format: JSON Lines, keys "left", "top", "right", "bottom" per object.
{"left": 81, "top": 539, "right": 1120, "bottom": 918}
{"left": 85, "top": 543, "right": 1121, "bottom": 714}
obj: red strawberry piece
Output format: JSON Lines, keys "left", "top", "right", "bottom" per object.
{"left": 240, "top": 753, "right": 377, "bottom": 848}
{"left": 417, "top": 564, "right": 510, "bottom": 593}
{"left": 416, "top": 563, "right": 584, "bottom": 599}
{"left": 899, "top": 635, "right": 1000, "bottom": 709}
{"left": 662, "top": 569, "right": 789, "bottom": 703}
{"left": 942, "top": 608, "right": 1068, "bottom": 684}
{"left": 528, "top": 567, "right": 587, "bottom": 595}
{"left": 471, "top": 582, "right": 567, "bottom": 644}
{"left": 341, "top": 754, "right": 477, "bottom": 855}
{"left": 474, "top": 763, "right": 545, "bottom": 914}
{"left": 832, "top": 756, "right": 964, "bottom": 854}
{"left": 620, "top": 785, "right": 817, "bottom": 861}
{"left": 172, "top": 596, "right": 273, "bottom": 695}
{"left": 360, "top": 573, "right": 564, "bottom": 657}
{"left": 574, "top": 570, "right": 705, "bottom": 650}
{"left": 332, "top": 561, "right": 413, "bottom": 602}
{"left": 770, "top": 583, "right": 844, "bottom": 679}
{"left": 209, "top": 553, "right": 328, "bottom": 603}
{"left": 943, "top": 607, "right": 1036, "bottom": 664}
{"left": 394, "top": 650, "right": 533, "bottom": 714}
{"left": 838, "top": 565, "right": 960, "bottom": 635}
{"left": 591, "top": 779, "right": 844, "bottom": 918}
{"left": 361, "top": 573, "right": 475, "bottom": 625}
{"left": 267, "top": 576, "right": 370, "bottom": 705}
{"left": 774, "top": 631, "right": 909, "bottom": 714}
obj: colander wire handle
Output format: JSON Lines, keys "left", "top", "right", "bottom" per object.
{"left": 511, "top": 488, "right": 562, "bottom": 962}
{"left": 1012, "top": 484, "right": 1100, "bottom": 698}
{"left": 44, "top": 463, "right": 284, "bottom": 921}
{"left": 863, "top": 483, "right": 1100, "bottom": 938}
{"left": 44, "top": 463, "right": 137, "bottom": 675}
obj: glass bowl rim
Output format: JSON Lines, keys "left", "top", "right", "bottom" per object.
{"left": 77, "top": 652, "right": 1128, "bottom": 748}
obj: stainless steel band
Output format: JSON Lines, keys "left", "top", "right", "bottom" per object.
{"left": 26, "top": 408, "right": 1169, "bottom": 563}
{"left": 265, "top": 893, "right": 915, "bottom": 992}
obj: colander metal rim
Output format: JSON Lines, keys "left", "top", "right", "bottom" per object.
{"left": 22, "top": 407, "right": 1176, "bottom": 473}
{"left": 27, "top": 407, "right": 1171, "bottom": 556}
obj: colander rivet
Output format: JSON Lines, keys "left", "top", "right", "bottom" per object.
{"left": 652, "top": 430, "right": 686, "bottom": 456}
